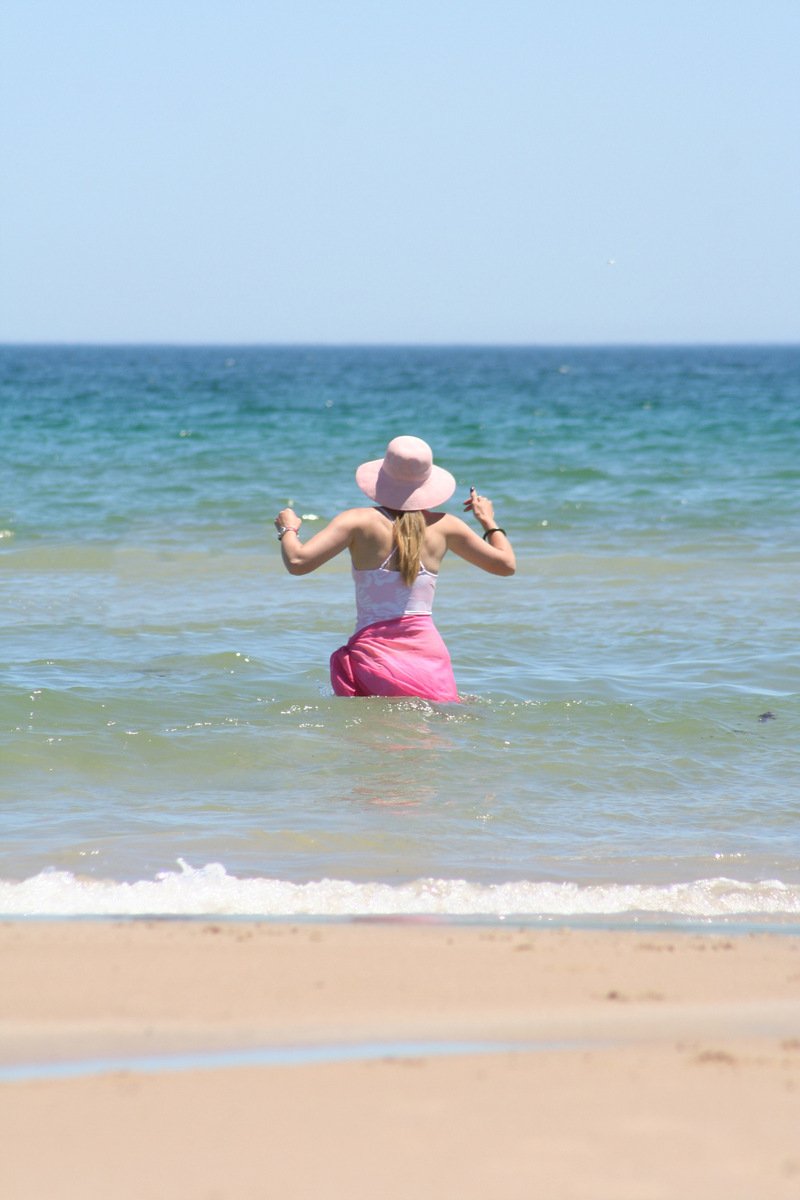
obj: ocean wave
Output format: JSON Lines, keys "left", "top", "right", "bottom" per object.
{"left": 2, "top": 860, "right": 800, "bottom": 919}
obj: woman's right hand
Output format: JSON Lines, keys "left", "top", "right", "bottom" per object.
{"left": 462, "top": 486, "right": 496, "bottom": 531}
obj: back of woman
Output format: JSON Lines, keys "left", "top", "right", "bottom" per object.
{"left": 274, "top": 436, "right": 515, "bottom": 702}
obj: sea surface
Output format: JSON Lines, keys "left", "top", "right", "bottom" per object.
{"left": 1, "top": 344, "right": 798, "bottom": 923}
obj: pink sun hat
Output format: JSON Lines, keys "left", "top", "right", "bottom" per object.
{"left": 355, "top": 436, "right": 456, "bottom": 511}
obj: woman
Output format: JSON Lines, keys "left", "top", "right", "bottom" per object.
{"left": 274, "top": 435, "right": 515, "bottom": 701}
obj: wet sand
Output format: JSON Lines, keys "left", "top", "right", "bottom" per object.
{"left": 2, "top": 920, "right": 799, "bottom": 1198}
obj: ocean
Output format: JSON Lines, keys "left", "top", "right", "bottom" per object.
{"left": 1, "top": 344, "right": 798, "bottom": 923}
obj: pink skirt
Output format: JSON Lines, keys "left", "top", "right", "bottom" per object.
{"left": 330, "top": 616, "right": 459, "bottom": 703}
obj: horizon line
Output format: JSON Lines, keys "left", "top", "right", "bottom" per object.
{"left": 1, "top": 339, "right": 799, "bottom": 350}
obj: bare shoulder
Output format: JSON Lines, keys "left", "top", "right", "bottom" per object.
{"left": 438, "top": 512, "right": 478, "bottom": 540}
{"left": 330, "top": 506, "right": 378, "bottom": 529}
{"left": 426, "top": 513, "right": 482, "bottom": 563}
{"left": 423, "top": 510, "right": 452, "bottom": 528}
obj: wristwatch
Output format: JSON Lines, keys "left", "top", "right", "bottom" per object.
{"left": 276, "top": 524, "right": 299, "bottom": 540}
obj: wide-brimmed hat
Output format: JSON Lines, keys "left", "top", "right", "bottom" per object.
{"left": 355, "top": 436, "right": 456, "bottom": 511}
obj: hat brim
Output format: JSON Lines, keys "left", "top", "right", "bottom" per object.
{"left": 355, "top": 458, "right": 456, "bottom": 511}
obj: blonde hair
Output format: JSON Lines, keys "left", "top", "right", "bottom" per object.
{"left": 393, "top": 510, "right": 426, "bottom": 585}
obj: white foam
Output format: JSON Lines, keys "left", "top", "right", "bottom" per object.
{"left": 2, "top": 860, "right": 800, "bottom": 919}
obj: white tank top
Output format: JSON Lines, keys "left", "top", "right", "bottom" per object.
{"left": 352, "top": 548, "right": 439, "bottom": 632}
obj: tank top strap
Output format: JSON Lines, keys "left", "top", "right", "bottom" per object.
{"left": 374, "top": 507, "right": 397, "bottom": 569}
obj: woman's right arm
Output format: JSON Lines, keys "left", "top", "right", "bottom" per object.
{"left": 445, "top": 490, "right": 516, "bottom": 576}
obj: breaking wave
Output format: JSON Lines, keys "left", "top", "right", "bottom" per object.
{"left": 3, "top": 860, "right": 800, "bottom": 922}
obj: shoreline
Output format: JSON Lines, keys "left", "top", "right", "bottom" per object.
{"left": 4, "top": 911, "right": 800, "bottom": 935}
{"left": 2, "top": 921, "right": 800, "bottom": 1198}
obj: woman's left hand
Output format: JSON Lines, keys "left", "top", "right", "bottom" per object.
{"left": 275, "top": 507, "right": 301, "bottom": 533}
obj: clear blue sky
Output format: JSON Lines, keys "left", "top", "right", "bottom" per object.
{"left": 1, "top": 0, "right": 798, "bottom": 343}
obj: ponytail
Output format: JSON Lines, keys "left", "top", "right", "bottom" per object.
{"left": 393, "top": 510, "right": 426, "bottom": 585}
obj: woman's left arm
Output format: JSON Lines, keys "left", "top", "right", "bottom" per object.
{"left": 274, "top": 507, "right": 359, "bottom": 575}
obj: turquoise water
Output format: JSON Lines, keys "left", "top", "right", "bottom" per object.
{"left": 1, "top": 345, "right": 798, "bottom": 919}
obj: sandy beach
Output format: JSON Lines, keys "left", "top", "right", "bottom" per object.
{"left": 2, "top": 920, "right": 799, "bottom": 1199}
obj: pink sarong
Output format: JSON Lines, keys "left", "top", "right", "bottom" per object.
{"left": 330, "top": 615, "right": 459, "bottom": 702}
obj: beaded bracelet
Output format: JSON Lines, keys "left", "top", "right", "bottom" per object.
{"left": 482, "top": 527, "right": 507, "bottom": 541}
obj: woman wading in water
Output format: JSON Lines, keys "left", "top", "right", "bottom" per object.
{"left": 274, "top": 436, "right": 515, "bottom": 701}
